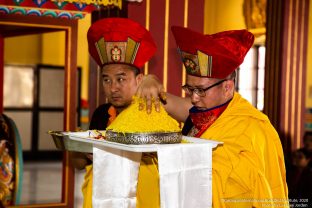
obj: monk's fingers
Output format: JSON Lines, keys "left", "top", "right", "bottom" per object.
{"left": 159, "top": 90, "right": 167, "bottom": 105}
{"left": 154, "top": 97, "right": 161, "bottom": 112}
{"left": 139, "top": 102, "right": 145, "bottom": 111}
{"left": 145, "top": 94, "right": 153, "bottom": 114}
{"left": 137, "top": 91, "right": 145, "bottom": 111}
{"left": 135, "top": 87, "right": 143, "bottom": 99}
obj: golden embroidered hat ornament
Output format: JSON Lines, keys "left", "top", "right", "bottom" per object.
{"left": 87, "top": 17, "right": 157, "bottom": 70}
{"left": 87, "top": 18, "right": 181, "bottom": 144}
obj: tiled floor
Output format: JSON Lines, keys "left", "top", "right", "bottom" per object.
{"left": 20, "top": 161, "right": 85, "bottom": 207}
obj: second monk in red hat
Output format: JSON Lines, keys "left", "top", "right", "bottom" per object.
{"left": 137, "top": 26, "right": 289, "bottom": 208}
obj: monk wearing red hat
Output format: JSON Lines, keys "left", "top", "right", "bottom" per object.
{"left": 137, "top": 27, "right": 289, "bottom": 207}
{"left": 71, "top": 17, "right": 158, "bottom": 208}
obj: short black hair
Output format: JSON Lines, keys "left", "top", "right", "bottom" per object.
{"left": 119, "top": 64, "right": 141, "bottom": 76}
{"left": 132, "top": 66, "right": 141, "bottom": 76}
{"left": 101, "top": 64, "right": 141, "bottom": 76}
{"left": 229, "top": 70, "right": 237, "bottom": 80}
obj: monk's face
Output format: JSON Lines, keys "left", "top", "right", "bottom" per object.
{"left": 185, "top": 75, "right": 234, "bottom": 110}
{"left": 101, "top": 64, "right": 142, "bottom": 110}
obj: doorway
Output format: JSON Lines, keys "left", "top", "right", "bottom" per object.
{"left": 0, "top": 14, "right": 78, "bottom": 208}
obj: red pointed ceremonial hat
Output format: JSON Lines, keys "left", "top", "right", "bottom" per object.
{"left": 88, "top": 18, "right": 156, "bottom": 70}
{"left": 171, "top": 26, "right": 254, "bottom": 79}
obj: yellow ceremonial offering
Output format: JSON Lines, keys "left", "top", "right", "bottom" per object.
{"left": 105, "top": 96, "right": 182, "bottom": 144}
{"left": 107, "top": 97, "right": 180, "bottom": 132}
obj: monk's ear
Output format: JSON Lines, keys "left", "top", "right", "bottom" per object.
{"left": 136, "top": 73, "right": 144, "bottom": 84}
{"left": 224, "top": 80, "right": 234, "bottom": 95}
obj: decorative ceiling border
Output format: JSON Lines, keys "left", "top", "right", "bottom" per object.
{"left": 0, "top": 5, "right": 87, "bottom": 19}
{"left": 0, "top": 0, "right": 123, "bottom": 19}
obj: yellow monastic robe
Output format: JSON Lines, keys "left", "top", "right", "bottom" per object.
{"left": 201, "top": 93, "right": 288, "bottom": 207}
{"left": 137, "top": 92, "right": 289, "bottom": 208}
{"left": 136, "top": 153, "right": 160, "bottom": 208}
{"left": 82, "top": 164, "right": 93, "bottom": 208}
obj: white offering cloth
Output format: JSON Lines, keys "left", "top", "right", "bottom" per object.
{"left": 92, "top": 143, "right": 213, "bottom": 208}
{"left": 157, "top": 143, "right": 212, "bottom": 208}
{"left": 92, "top": 146, "right": 142, "bottom": 208}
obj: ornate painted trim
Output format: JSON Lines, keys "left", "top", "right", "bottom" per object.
{"left": 0, "top": 5, "right": 86, "bottom": 19}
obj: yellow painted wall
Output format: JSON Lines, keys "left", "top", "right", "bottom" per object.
{"left": 204, "top": 0, "right": 246, "bottom": 34}
{"left": 306, "top": 2, "right": 312, "bottom": 107}
{"left": 4, "top": 34, "right": 42, "bottom": 64}
{"left": 41, "top": 31, "right": 65, "bottom": 65}
{"left": 4, "top": 14, "right": 91, "bottom": 100}
{"left": 41, "top": 14, "right": 91, "bottom": 99}
{"left": 77, "top": 14, "right": 91, "bottom": 100}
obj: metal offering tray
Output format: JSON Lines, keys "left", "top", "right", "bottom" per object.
{"left": 48, "top": 130, "right": 221, "bottom": 153}
{"left": 105, "top": 130, "right": 182, "bottom": 145}
{"left": 49, "top": 131, "right": 93, "bottom": 153}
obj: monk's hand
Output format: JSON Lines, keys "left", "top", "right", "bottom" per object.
{"left": 136, "top": 74, "right": 166, "bottom": 114}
